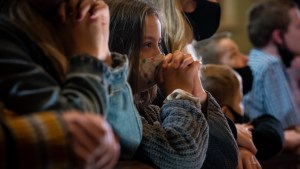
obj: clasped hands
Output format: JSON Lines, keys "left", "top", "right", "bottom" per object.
{"left": 58, "top": 0, "right": 112, "bottom": 66}
{"left": 156, "top": 50, "right": 207, "bottom": 104}
{"left": 236, "top": 124, "right": 262, "bottom": 169}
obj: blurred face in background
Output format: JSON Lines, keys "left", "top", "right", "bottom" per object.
{"left": 282, "top": 7, "right": 300, "bottom": 56}
{"left": 218, "top": 38, "right": 248, "bottom": 68}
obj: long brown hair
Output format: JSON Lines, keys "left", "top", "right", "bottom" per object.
{"left": 2, "top": 0, "right": 67, "bottom": 78}
{"left": 106, "top": 0, "right": 161, "bottom": 110}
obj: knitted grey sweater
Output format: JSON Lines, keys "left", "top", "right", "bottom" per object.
{"left": 136, "top": 93, "right": 238, "bottom": 169}
{"left": 138, "top": 97, "right": 208, "bottom": 169}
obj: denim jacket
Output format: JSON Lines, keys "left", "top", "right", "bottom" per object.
{"left": 105, "top": 53, "right": 142, "bottom": 159}
{"left": 0, "top": 16, "right": 142, "bottom": 159}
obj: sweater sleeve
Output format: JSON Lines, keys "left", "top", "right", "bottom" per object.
{"left": 0, "top": 18, "right": 110, "bottom": 115}
{"left": 137, "top": 97, "right": 209, "bottom": 169}
{"left": 0, "top": 110, "right": 71, "bottom": 169}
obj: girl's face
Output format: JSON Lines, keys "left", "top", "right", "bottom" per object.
{"left": 139, "top": 13, "right": 162, "bottom": 60}
{"left": 137, "top": 13, "right": 163, "bottom": 92}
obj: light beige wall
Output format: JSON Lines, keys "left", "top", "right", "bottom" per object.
{"left": 217, "top": 0, "right": 254, "bottom": 54}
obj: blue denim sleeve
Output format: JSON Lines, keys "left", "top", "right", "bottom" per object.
{"left": 104, "top": 53, "right": 142, "bottom": 160}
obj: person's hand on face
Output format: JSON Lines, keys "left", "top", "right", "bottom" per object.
{"left": 158, "top": 51, "right": 200, "bottom": 96}
{"left": 63, "top": 111, "right": 120, "bottom": 169}
{"left": 58, "top": 0, "right": 112, "bottom": 66}
{"left": 237, "top": 147, "right": 262, "bottom": 169}
{"left": 157, "top": 50, "right": 194, "bottom": 85}
{"left": 162, "top": 50, "right": 194, "bottom": 69}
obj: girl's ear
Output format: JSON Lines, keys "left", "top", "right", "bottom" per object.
{"left": 272, "top": 29, "right": 284, "bottom": 45}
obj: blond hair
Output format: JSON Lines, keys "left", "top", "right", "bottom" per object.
{"left": 156, "top": 0, "right": 194, "bottom": 52}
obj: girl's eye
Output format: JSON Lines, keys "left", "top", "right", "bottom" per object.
{"left": 143, "top": 42, "right": 152, "bottom": 48}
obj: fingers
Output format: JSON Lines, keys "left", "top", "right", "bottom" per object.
{"left": 180, "top": 54, "right": 194, "bottom": 69}
{"left": 159, "top": 51, "right": 198, "bottom": 95}
{"left": 58, "top": 2, "right": 67, "bottom": 23}
{"left": 90, "top": 0, "right": 109, "bottom": 20}
{"left": 162, "top": 53, "right": 173, "bottom": 68}
{"left": 78, "top": 0, "right": 109, "bottom": 20}
{"left": 252, "top": 155, "right": 262, "bottom": 169}
{"left": 67, "top": 114, "right": 99, "bottom": 153}
{"left": 163, "top": 51, "right": 194, "bottom": 69}
{"left": 66, "top": 0, "right": 80, "bottom": 18}
{"left": 186, "top": 60, "right": 200, "bottom": 76}
{"left": 73, "top": 140, "right": 92, "bottom": 164}
{"left": 237, "top": 153, "right": 243, "bottom": 169}
{"left": 239, "top": 147, "right": 261, "bottom": 169}
{"left": 236, "top": 124, "right": 257, "bottom": 154}
{"left": 86, "top": 115, "right": 120, "bottom": 169}
{"left": 246, "top": 155, "right": 261, "bottom": 169}
{"left": 246, "top": 125, "right": 254, "bottom": 132}
{"left": 95, "top": 133, "right": 119, "bottom": 169}
{"left": 170, "top": 50, "right": 184, "bottom": 69}
{"left": 63, "top": 112, "right": 120, "bottom": 169}
{"left": 76, "top": 0, "right": 92, "bottom": 21}
{"left": 61, "top": 0, "right": 108, "bottom": 22}
{"left": 241, "top": 124, "right": 254, "bottom": 131}
{"left": 58, "top": 0, "right": 83, "bottom": 23}
{"left": 191, "top": 60, "right": 201, "bottom": 71}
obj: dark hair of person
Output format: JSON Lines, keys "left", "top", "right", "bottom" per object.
{"left": 247, "top": 0, "right": 297, "bottom": 48}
